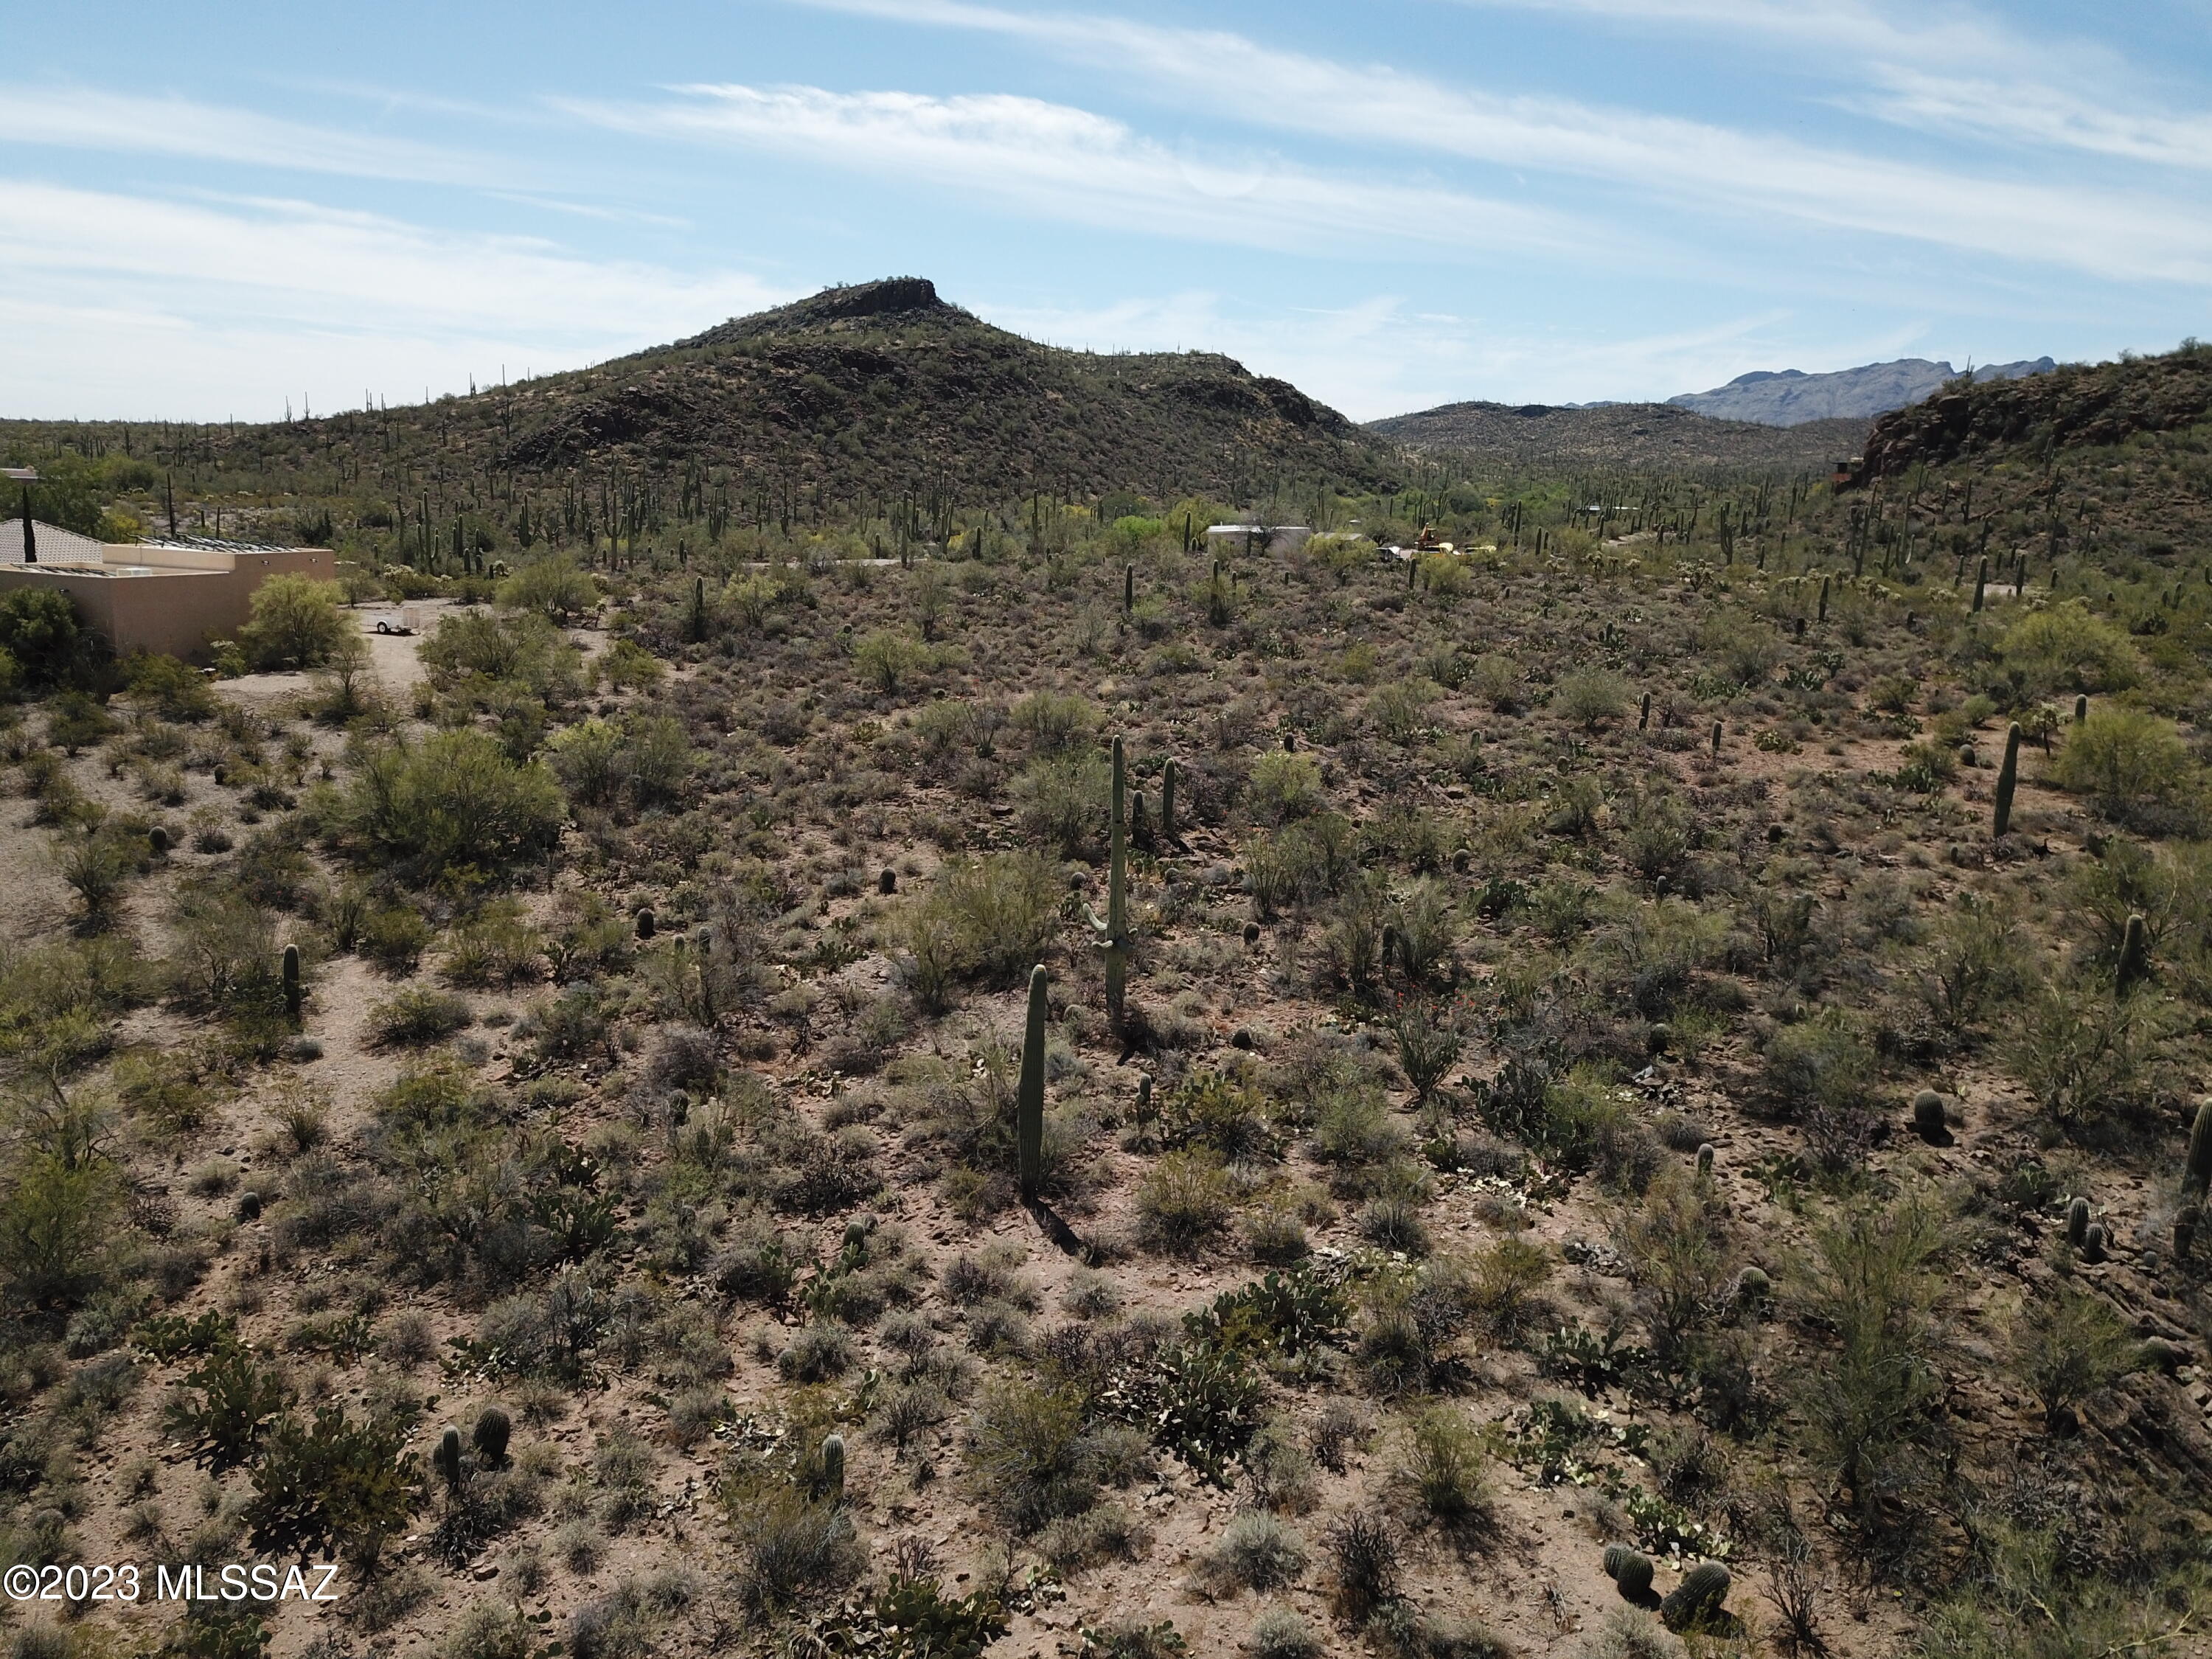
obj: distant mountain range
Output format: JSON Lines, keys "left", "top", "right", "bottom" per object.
{"left": 1362, "top": 401, "right": 1865, "bottom": 470}
{"left": 1668, "top": 357, "right": 2057, "bottom": 427}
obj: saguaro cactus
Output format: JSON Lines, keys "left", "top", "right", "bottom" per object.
{"left": 1993, "top": 721, "right": 2021, "bottom": 837}
{"left": 689, "top": 575, "right": 708, "bottom": 642}
{"left": 1123, "top": 563, "right": 1135, "bottom": 615}
{"left": 1085, "top": 737, "right": 1130, "bottom": 1031}
{"left": 1017, "top": 964, "right": 1048, "bottom": 1200}
{"left": 821, "top": 1433, "right": 846, "bottom": 1501}
{"left": 2186, "top": 1101, "right": 2212, "bottom": 1197}
{"left": 281, "top": 945, "right": 302, "bottom": 1024}
{"left": 1972, "top": 557, "right": 1989, "bottom": 612}
{"left": 1818, "top": 574, "right": 1829, "bottom": 622}
{"left": 1710, "top": 720, "right": 1723, "bottom": 756}
{"left": 2118, "top": 913, "right": 2151, "bottom": 995}
{"left": 1161, "top": 759, "right": 1178, "bottom": 842}
{"left": 1638, "top": 691, "right": 1652, "bottom": 731}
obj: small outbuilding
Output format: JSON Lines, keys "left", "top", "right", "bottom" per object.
{"left": 0, "top": 522, "right": 335, "bottom": 659}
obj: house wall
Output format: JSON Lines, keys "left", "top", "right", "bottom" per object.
{"left": 0, "top": 547, "right": 333, "bottom": 661}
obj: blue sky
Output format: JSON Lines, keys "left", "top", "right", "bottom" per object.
{"left": 3, "top": 0, "right": 2208, "bottom": 422}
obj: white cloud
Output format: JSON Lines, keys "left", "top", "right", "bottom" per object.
{"left": 0, "top": 85, "right": 507, "bottom": 187}
{"left": 556, "top": 83, "right": 1580, "bottom": 259}
{"left": 795, "top": 0, "right": 2212, "bottom": 283}
{"left": 0, "top": 181, "right": 793, "bottom": 417}
{"left": 1453, "top": 0, "right": 2212, "bottom": 170}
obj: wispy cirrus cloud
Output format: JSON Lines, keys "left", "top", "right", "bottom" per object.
{"left": 1446, "top": 0, "right": 2212, "bottom": 171}
{"left": 556, "top": 83, "right": 1579, "bottom": 260}
{"left": 793, "top": 0, "right": 2212, "bottom": 283}
{"left": 0, "top": 85, "right": 510, "bottom": 187}
{"left": 0, "top": 179, "right": 792, "bottom": 415}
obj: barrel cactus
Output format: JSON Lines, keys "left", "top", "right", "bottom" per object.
{"left": 1602, "top": 1544, "right": 1654, "bottom": 1599}
{"left": 1660, "top": 1562, "right": 1731, "bottom": 1632}
{"left": 2081, "top": 1222, "right": 2109, "bottom": 1264}
{"left": 1696, "top": 1143, "right": 1714, "bottom": 1180}
{"left": 473, "top": 1406, "right": 511, "bottom": 1468}
{"left": 1733, "top": 1265, "right": 1771, "bottom": 1310}
{"left": 236, "top": 1190, "right": 262, "bottom": 1222}
{"left": 2065, "top": 1197, "right": 2091, "bottom": 1248}
{"left": 149, "top": 824, "right": 170, "bottom": 856}
{"left": 435, "top": 1425, "right": 466, "bottom": 1490}
{"left": 878, "top": 869, "right": 897, "bottom": 895}
{"left": 1912, "top": 1090, "right": 1947, "bottom": 1143}
{"left": 821, "top": 1433, "right": 846, "bottom": 1501}
{"left": 636, "top": 905, "right": 656, "bottom": 941}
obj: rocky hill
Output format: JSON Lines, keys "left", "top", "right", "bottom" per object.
{"left": 491, "top": 276, "right": 1393, "bottom": 501}
{"left": 1363, "top": 398, "right": 1865, "bottom": 470}
{"left": 1856, "top": 344, "right": 2212, "bottom": 481}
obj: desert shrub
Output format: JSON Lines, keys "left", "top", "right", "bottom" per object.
{"left": 1012, "top": 691, "right": 1100, "bottom": 754}
{"left": 724, "top": 1473, "right": 860, "bottom": 1616}
{"left": 776, "top": 1322, "right": 857, "bottom": 1384}
{"left": 2005, "top": 981, "right": 2162, "bottom": 1129}
{"left": 1793, "top": 1198, "right": 1948, "bottom": 1523}
{"left": 238, "top": 576, "right": 349, "bottom": 671}
{"left": 2048, "top": 706, "right": 2199, "bottom": 827}
{"left": 1202, "top": 1511, "right": 1308, "bottom": 1593}
{"left": 2004, "top": 1281, "right": 2137, "bottom": 1431}
{"left": 0, "top": 1147, "right": 122, "bottom": 1310}
{"left": 1014, "top": 749, "right": 1110, "bottom": 858}
{"left": 1762, "top": 1010, "right": 1879, "bottom": 1170}
{"left": 1922, "top": 897, "right": 2037, "bottom": 1032}
{"left": 445, "top": 1601, "right": 532, "bottom": 1659}
{"left": 243, "top": 1404, "right": 413, "bottom": 1563}
{"left": 422, "top": 611, "right": 586, "bottom": 702}
{"left": 1397, "top": 1405, "right": 1488, "bottom": 1526}
{"left": 127, "top": 653, "right": 218, "bottom": 721}
{"left": 1997, "top": 601, "right": 2140, "bottom": 695}
{"left": 1248, "top": 1604, "right": 1325, "bottom": 1659}
{"left": 1247, "top": 752, "right": 1324, "bottom": 824}
{"left": 968, "top": 1379, "right": 1099, "bottom": 1532}
{"left": 164, "top": 883, "right": 284, "bottom": 1018}
{"left": 1699, "top": 609, "right": 1780, "bottom": 687}
{"left": 497, "top": 558, "right": 597, "bottom": 625}
{"left": 1040, "top": 1505, "right": 1148, "bottom": 1574}
{"left": 1554, "top": 669, "right": 1630, "bottom": 730}
{"left": 1614, "top": 1169, "right": 1733, "bottom": 1368}
{"left": 1135, "top": 1150, "right": 1234, "bottom": 1253}
{"left": 368, "top": 987, "right": 472, "bottom": 1048}
{"left": 899, "top": 852, "right": 1060, "bottom": 1000}
{"left": 443, "top": 902, "right": 544, "bottom": 987}
{"left": 334, "top": 730, "right": 564, "bottom": 886}
{"left": 0, "top": 589, "right": 92, "bottom": 686}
